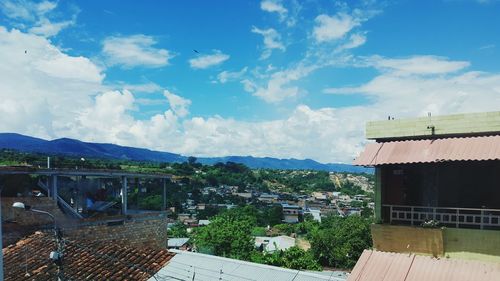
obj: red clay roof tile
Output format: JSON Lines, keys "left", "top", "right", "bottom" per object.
{"left": 2, "top": 231, "right": 174, "bottom": 281}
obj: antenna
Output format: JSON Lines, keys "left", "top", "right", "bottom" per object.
{"left": 427, "top": 112, "right": 435, "bottom": 135}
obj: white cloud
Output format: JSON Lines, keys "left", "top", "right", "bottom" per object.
{"left": 0, "top": 27, "right": 104, "bottom": 138}
{"left": 216, "top": 67, "right": 248, "bottom": 83}
{"left": 29, "top": 17, "right": 75, "bottom": 37}
{"left": 479, "top": 44, "right": 495, "bottom": 50}
{"left": 261, "top": 0, "right": 287, "bottom": 20}
{"left": 338, "top": 33, "right": 367, "bottom": 51}
{"left": 366, "top": 55, "right": 470, "bottom": 75}
{"left": 2, "top": 27, "right": 500, "bottom": 164}
{"left": 163, "top": 90, "right": 191, "bottom": 118}
{"left": 322, "top": 56, "right": 500, "bottom": 161}
{"left": 121, "top": 82, "right": 162, "bottom": 94}
{"left": 0, "top": 0, "right": 75, "bottom": 37}
{"left": 313, "top": 13, "right": 360, "bottom": 43}
{"left": 251, "top": 27, "right": 285, "bottom": 59}
{"left": 189, "top": 50, "right": 230, "bottom": 69}
{"left": 102, "top": 34, "right": 173, "bottom": 68}
{"left": 250, "top": 64, "right": 317, "bottom": 103}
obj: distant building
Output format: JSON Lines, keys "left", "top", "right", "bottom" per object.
{"left": 198, "top": 219, "right": 211, "bottom": 226}
{"left": 312, "top": 192, "right": 328, "bottom": 200}
{"left": 167, "top": 237, "right": 190, "bottom": 250}
{"left": 281, "top": 203, "right": 302, "bottom": 223}
{"left": 258, "top": 193, "right": 280, "bottom": 203}
{"left": 255, "top": 235, "right": 296, "bottom": 253}
{"left": 304, "top": 208, "right": 322, "bottom": 222}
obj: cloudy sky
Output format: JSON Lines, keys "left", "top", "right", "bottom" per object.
{"left": 0, "top": 0, "right": 499, "bottom": 164}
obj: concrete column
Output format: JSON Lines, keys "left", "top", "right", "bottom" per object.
{"left": 51, "top": 175, "right": 58, "bottom": 202}
{"left": 121, "top": 176, "right": 128, "bottom": 215}
{"left": 162, "top": 178, "right": 167, "bottom": 211}
{"left": 375, "top": 167, "right": 382, "bottom": 223}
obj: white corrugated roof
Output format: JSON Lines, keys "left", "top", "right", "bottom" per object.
{"left": 150, "top": 250, "right": 347, "bottom": 281}
{"left": 167, "top": 238, "right": 190, "bottom": 248}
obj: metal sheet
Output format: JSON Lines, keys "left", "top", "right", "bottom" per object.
{"left": 151, "top": 250, "right": 347, "bottom": 281}
{"left": 348, "top": 250, "right": 500, "bottom": 281}
{"left": 354, "top": 135, "right": 500, "bottom": 166}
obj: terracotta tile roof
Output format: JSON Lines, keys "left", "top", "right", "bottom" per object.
{"left": 348, "top": 250, "right": 500, "bottom": 281}
{"left": 353, "top": 135, "right": 500, "bottom": 166}
{"left": 3, "top": 231, "right": 174, "bottom": 281}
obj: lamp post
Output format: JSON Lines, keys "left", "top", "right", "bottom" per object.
{"left": 12, "top": 202, "right": 64, "bottom": 281}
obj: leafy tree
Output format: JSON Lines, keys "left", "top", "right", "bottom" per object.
{"left": 251, "top": 226, "right": 267, "bottom": 236}
{"left": 252, "top": 247, "right": 321, "bottom": 271}
{"left": 310, "top": 215, "right": 372, "bottom": 269}
{"left": 197, "top": 205, "right": 220, "bottom": 220}
{"left": 138, "top": 194, "right": 162, "bottom": 210}
{"left": 194, "top": 210, "right": 255, "bottom": 260}
{"left": 255, "top": 205, "right": 283, "bottom": 227}
{"left": 168, "top": 222, "right": 188, "bottom": 238}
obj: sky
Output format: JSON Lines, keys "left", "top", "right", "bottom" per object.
{"left": 0, "top": 0, "right": 499, "bottom": 164}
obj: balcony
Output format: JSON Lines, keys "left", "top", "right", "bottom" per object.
{"left": 383, "top": 204, "right": 500, "bottom": 230}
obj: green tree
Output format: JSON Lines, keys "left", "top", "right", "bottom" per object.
{"left": 310, "top": 215, "right": 372, "bottom": 269}
{"left": 194, "top": 211, "right": 255, "bottom": 260}
{"left": 252, "top": 247, "right": 321, "bottom": 271}
{"left": 168, "top": 222, "right": 188, "bottom": 238}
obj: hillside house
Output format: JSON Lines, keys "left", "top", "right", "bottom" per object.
{"left": 354, "top": 111, "right": 500, "bottom": 262}
{"left": 258, "top": 193, "right": 280, "bottom": 203}
{"left": 281, "top": 203, "right": 302, "bottom": 223}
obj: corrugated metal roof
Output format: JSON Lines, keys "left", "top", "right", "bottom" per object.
{"left": 353, "top": 135, "right": 500, "bottom": 166}
{"left": 167, "top": 237, "right": 190, "bottom": 247}
{"left": 347, "top": 250, "right": 500, "bottom": 281}
{"left": 150, "top": 250, "right": 348, "bottom": 281}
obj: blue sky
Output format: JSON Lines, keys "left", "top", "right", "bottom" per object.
{"left": 0, "top": 0, "right": 499, "bottom": 163}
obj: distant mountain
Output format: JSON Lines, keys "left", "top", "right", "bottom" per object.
{"left": 0, "top": 133, "right": 372, "bottom": 174}
{"left": 197, "top": 156, "right": 371, "bottom": 173}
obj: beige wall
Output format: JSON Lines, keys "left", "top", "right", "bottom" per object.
{"left": 372, "top": 224, "right": 500, "bottom": 262}
{"left": 366, "top": 111, "right": 500, "bottom": 140}
{"left": 371, "top": 224, "right": 444, "bottom": 257}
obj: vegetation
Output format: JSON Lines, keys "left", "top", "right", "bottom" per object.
{"left": 0, "top": 149, "right": 374, "bottom": 270}
{"left": 193, "top": 205, "right": 372, "bottom": 270}
{"left": 251, "top": 246, "right": 322, "bottom": 271}
{"left": 194, "top": 208, "right": 255, "bottom": 260}
{"left": 168, "top": 222, "right": 189, "bottom": 238}
{"left": 310, "top": 215, "right": 372, "bottom": 269}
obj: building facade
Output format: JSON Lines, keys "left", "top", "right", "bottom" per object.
{"left": 355, "top": 111, "right": 500, "bottom": 261}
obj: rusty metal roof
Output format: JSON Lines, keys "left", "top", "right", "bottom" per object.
{"left": 348, "top": 250, "right": 500, "bottom": 281}
{"left": 353, "top": 135, "right": 500, "bottom": 166}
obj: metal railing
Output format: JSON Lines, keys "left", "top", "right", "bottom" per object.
{"left": 383, "top": 204, "right": 500, "bottom": 229}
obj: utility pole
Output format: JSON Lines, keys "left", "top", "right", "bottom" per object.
{"left": 52, "top": 227, "right": 64, "bottom": 281}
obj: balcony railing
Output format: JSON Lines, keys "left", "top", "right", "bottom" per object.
{"left": 383, "top": 204, "right": 500, "bottom": 229}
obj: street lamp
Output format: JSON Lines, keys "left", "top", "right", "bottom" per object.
{"left": 13, "top": 202, "right": 64, "bottom": 281}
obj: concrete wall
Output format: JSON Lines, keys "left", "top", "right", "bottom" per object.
{"left": 2, "top": 197, "right": 168, "bottom": 249}
{"left": 366, "top": 111, "right": 500, "bottom": 140}
{"left": 372, "top": 224, "right": 500, "bottom": 262}
{"left": 444, "top": 228, "right": 500, "bottom": 262}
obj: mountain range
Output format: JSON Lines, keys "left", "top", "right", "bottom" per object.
{"left": 0, "top": 133, "right": 371, "bottom": 174}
